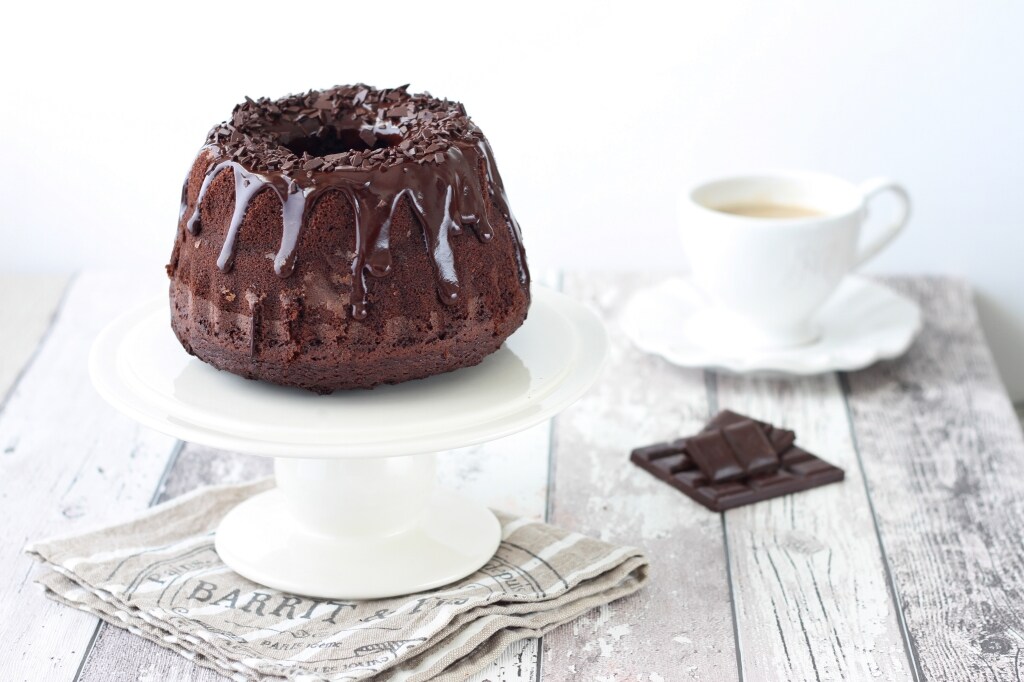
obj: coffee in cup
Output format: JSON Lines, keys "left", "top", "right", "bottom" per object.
{"left": 712, "top": 202, "right": 825, "bottom": 219}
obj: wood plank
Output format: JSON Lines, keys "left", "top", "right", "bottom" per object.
{"left": 0, "top": 271, "right": 178, "bottom": 681}
{"left": 844, "top": 277, "right": 1024, "bottom": 681}
{"left": 715, "top": 372, "right": 911, "bottom": 680}
{"left": 0, "top": 273, "right": 70, "bottom": 401}
{"left": 543, "top": 273, "right": 736, "bottom": 682}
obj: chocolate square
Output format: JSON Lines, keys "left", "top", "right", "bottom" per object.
{"left": 685, "top": 431, "right": 745, "bottom": 483}
{"left": 722, "top": 421, "right": 779, "bottom": 475}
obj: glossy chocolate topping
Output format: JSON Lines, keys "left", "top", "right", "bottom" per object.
{"left": 178, "top": 84, "right": 529, "bottom": 320}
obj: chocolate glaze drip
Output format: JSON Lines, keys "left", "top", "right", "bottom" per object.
{"left": 178, "top": 85, "right": 529, "bottom": 320}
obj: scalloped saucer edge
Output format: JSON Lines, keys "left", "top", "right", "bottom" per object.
{"left": 621, "top": 276, "right": 922, "bottom": 375}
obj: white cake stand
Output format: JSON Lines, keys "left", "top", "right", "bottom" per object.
{"left": 89, "top": 287, "right": 606, "bottom": 599}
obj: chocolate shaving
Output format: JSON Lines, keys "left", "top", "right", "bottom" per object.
{"left": 359, "top": 129, "right": 378, "bottom": 148}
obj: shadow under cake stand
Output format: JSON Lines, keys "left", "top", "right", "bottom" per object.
{"left": 89, "top": 287, "right": 607, "bottom": 600}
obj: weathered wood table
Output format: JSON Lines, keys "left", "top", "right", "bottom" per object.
{"left": 2, "top": 271, "right": 1023, "bottom": 681}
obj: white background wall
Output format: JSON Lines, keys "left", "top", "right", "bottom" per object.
{"left": 2, "top": 1, "right": 1022, "bottom": 397}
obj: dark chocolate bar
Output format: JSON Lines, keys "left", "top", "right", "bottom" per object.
{"left": 630, "top": 410, "right": 844, "bottom": 512}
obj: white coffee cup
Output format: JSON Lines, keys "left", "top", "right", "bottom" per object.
{"left": 678, "top": 171, "right": 910, "bottom": 349}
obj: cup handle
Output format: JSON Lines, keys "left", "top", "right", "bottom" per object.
{"left": 854, "top": 177, "right": 911, "bottom": 267}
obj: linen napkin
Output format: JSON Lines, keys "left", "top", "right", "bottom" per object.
{"left": 26, "top": 479, "right": 648, "bottom": 682}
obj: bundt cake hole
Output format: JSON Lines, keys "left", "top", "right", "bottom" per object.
{"left": 281, "top": 127, "right": 403, "bottom": 158}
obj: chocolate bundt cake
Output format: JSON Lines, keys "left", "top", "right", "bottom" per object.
{"left": 167, "top": 85, "right": 530, "bottom": 392}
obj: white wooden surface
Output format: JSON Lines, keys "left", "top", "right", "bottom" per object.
{"left": 0, "top": 273, "right": 179, "bottom": 680}
{"left": 844, "top": 279, "right": 1024, "bottom": 681}
{"left": 2, "top": 271, "right": 1024, "bottom": 682}
{"left": 0, "top": 274, "right": 69, "bottom": 399}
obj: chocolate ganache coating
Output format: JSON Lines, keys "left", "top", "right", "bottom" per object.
{"left": 167, "top": 84, "right": 531, "bottom": 392}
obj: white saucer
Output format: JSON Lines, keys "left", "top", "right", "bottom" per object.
{"left": 621, "top": 276, "right": 921, "bottom": 375}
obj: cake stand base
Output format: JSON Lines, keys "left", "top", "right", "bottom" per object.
{"left": 214, "top": 454, "right": 500, "bottom": 599}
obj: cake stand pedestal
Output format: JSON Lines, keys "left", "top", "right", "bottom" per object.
{"left": 89, "top": 288, "right": 607, "bottom": 599}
